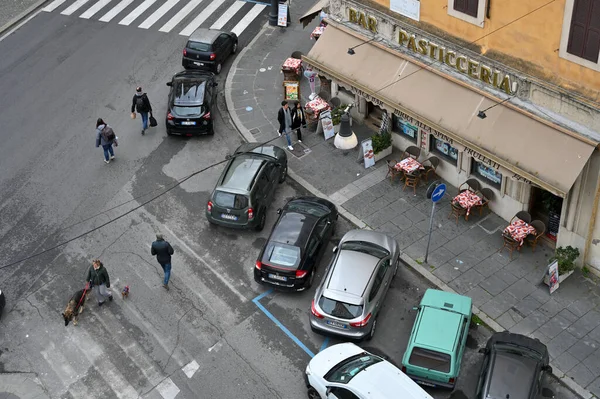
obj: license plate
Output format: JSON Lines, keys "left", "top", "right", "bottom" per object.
{"left": 326, "top": 320, "right": 347, "bottom": 329}
{"left": 181, "top": 121, "right": 196, "bottom": 125}
{"left": 268, "top": 273, "right": 287, "bottom": 281}
{"left": 416, "top": 380, "right": 436, "bottom": 388}
{"left": 194, "top": 62, "right": 204, "bottom": 66}
{"left": 220, "top": 214, "right": 238, "bottom": 220}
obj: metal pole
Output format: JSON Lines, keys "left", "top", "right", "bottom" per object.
{"left": 424, "top": 202, "right": 436, "bottom": 263}
{"left": 269, "top": 0, "right": 279, "bottom": 25}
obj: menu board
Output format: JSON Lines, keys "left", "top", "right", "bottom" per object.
{"left": 283, "top": 81, "right": 299, "bottom": 101}
{"left": 278, "top": 4, "right": 288, "bottom": 27}
{"left": 362, "top": 139, "right": 375, "bottom": 168}
{"left": 320, "top": 110, "right": 335, "bottom": 140}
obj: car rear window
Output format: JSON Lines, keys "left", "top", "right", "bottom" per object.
{"left": 340, "top": 241, "right": 390, "bottom": 259}
{"left": 186, "top": 41, "right": 211, "bottom": 51}
{"left": 213, "top": 191, "right": 248, "bottom": 209}
{"left": 263, "top": 243, "right": 300, "bottom": 268}
{"left": 318, "top": 296, "right": 363, "bottom": 320}
{"left": 173, "top": 106, "right": 205, "bottom": 117}
{"left": 408, "top": 347, "right": 451, "bottom": 373}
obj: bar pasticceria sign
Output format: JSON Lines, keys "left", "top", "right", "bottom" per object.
{"left": 348, "top": 8, "right": 517, "bottom": 95}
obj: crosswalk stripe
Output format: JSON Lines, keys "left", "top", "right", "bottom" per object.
{"left": 80, "top": 0, "right": 113, "bottom": 19}
{"left": 61, "top": 0, "right": 92, "bottom": 15}
{"left": 179, "top": 0, "right": 224, "bottom": 36}
{"left": 231, "top": 2, "right": 265, "bottom": 36}
{"left": 43, "top": 0, "right": 67, "bottom": 12}
{"left": 209, "top": 0, "right": 244, "bottom": 30}
{"left": 99, "top": 0, "right": 134, "bottom": 22}
{"left": 158, "top": 0, "right": 203, "bottom": 33}
{"left": 139, "top": 0, "right": 181, "bottom": 29}
{"left": 41, "top": 342, "right": 78, "bottom": 387}
{"left": 119, "top": 0, "right": 158, "bottom": 25}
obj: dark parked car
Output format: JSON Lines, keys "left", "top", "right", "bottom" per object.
{"left": 476, "top": 331, "right": 552, "bottom": 399}
{"left": 206, "top": 144, "right": 287, "bottom": 230}
{"left": 0, "top": 288, "right": 5, "bottom": 319}
{"left": 165, "top": 70, "right": 218, "bottom": 136}
{"left": 254, "top": 197, "right": 338, "bottom": 291}
{"left": 182, "top": 28, "right": 238, "bottom": 74}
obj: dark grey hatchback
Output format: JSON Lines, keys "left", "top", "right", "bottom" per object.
{"left": 182, "top": 28, "right": 238, "bottom": 75}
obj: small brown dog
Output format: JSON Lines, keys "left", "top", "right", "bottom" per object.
{"left": 62, "top": 288, "right": 89, "bottom": 326}
{"left": 122, "top": 285, "right": 130, "bottom": 300}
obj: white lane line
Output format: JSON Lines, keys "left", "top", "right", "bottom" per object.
{"left": 209, "top": 0, "right": 244, "bottom": 30}
{"left": 139, "top": 0, "right": 181, "bottom": 29}
{"left": 61, "top": 0, "right": 92, "bottom": 15}
{"left": 182, "top": 360, "right": 200, "bottom": 378}
{"left": 80, "top": 0, "right": 113, "bottom": 19}
{"left": 156, "top": 378, "right": 180, "bottom": 399}
{"left": 162, "top": 225, "right": 248, "bottom": 303}
{"left": 179, "top": 0, "right": 224, "bottom": 36}
{"left": 159, "top": 0, "right": 203, "bottom": 33}
{"left": 99, "top": 0, "right": 134, "bottom": 22}
{"left": 43, "top": 0, "right": 67, "bottom": 12}
{"left": 119, "top": 0, "right": 157, "bottom": 25}
{"left": 231, "top": 3, "right": 266, "bottom": 36}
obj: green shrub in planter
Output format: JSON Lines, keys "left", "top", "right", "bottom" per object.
{"left": 331, "top": 104, "right": 349, "bottom": 126}
{"left": 549, "top": 246, "right": 580, "bottom": 275}
{"left": 371, "top": 132, "right": 392, "bottom": 154}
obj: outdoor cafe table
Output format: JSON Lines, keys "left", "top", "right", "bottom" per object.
{"left": 311, "top": 26, "right": 325, "bottom": 40}
{"left": 281, "top": 57, "right": 302, "bottom": 76}
{"left": 395, "top": 157, "right": 423, "bottom": 174}
{"left": 452, "top": 191, "right": 483, "bottom": 217}
{"left": 504, "top": 219, "right": 537, "bottom": 246}
{"left": 305, "top": 96, "right": 331, "bottom": 118}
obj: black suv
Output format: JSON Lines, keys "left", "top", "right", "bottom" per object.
{"left": 206, "top": 144, "right": 288, "bottom": 230}
{"left": 182, "top": 28, "right": 238, "bottom": 75}
{"left": 165, "top": 70, "right": 217, "bottom": 136}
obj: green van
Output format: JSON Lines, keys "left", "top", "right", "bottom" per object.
{"left": 401, "top": 289, "right": 472, "bottom": 389}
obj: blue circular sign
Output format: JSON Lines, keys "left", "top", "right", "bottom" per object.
{"left": 431, "top": 183, "right": 446, "bottom": 203}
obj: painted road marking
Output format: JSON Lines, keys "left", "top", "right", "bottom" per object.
{"left": 80, "top": 0, "right": 113, "bottom": 19}
{"left": 231, "top": 3, "right": 266, "bottom": 36}
{"left": 43, "top": 0, "right": 68, "bottom": 12}
{"left": 319, "top": 337, "right": 330, "bottom": 352}
{"left": 209, "top": 0, "right": 244, "bottom": 30}
{"left": 99, "top": 0, "right": 134, "bottom": 22}
{"left": 158, "top": 0, "right": 203, "bottom": 33}
{"left": 61, "top": 0, "right": 92, "bottom": 15}
{"left": 179, "top": 0, "right": 224, "bottom": 36}
{"left": 139, "top": 0, "right": 181, "bottom": 29}
{"left": 182, "top": 360, "right": 200, "bottom": 378}
{"left": 156, "top": 378, "right": 180, "bottom": 399}
{"left": 253, "top": 289, "right": 315, "bottom": 358}
{"left": 118, "top": 0, "right": 157, "bottom": 25}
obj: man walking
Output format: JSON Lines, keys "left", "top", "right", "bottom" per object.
{"left": 151, "top": 234, "right": 174, "bottom": 290}
{"left": 86, "top": 259, "right": 113, "bottom": 306}
{"left": 131, "top": 86, "right": 153, "bottom": 135}
{"left": 277, "top": 100, "right": 294, "bottom": 151}
{"left": 290, "top": 101, "right": 307, "bottom": 143}
{"left": 95, "top": 118, "right": 117, "bottom": 164}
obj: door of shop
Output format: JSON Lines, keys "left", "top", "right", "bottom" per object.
{"left": 529, "top": 186, "right": 562, "bottom": 245}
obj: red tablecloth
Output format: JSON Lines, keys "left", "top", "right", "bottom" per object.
{"left": 395, "top": 157, "right": 423, "bottom": 174}
{"left": 504, "top": 219, "right": 537, "bottom": 246}
{"left": 311, "top": 26, "right": 325, "bottom": 40}
{"left": 305, "top": 96, "right": 330, "bottom": 115}
{"left": 282, "top": 58, "right": 302, "bottom": 75}
{"left": 452, "top": 191, "right": 482, "bottom": 216}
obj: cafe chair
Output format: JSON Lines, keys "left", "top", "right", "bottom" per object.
{"left": 526, "top": 220, "right": 546, "bottom": 252}
{"left": 291, "top": 51, "right": 304, "bottom": 59}
{"left": 403, "top": 171, "right": 420, "bottom": 195}
{"left": 420, "top": 156, "right": 440, "bottom": 183}
{"left": 318, "top": 90, "right": 331, "bottom": 102}
{"left": 386, "top": 160, "right": 402, "bottom": 183}
{"left": 458, "top": 178, "right": 481, "bottom": 193}
{"left": 402, "top": 146, "right": 421, "bottom": 160}
{"left": 477, "top": 188, "right": 494, "bottom": 216}
{"left": 330, "top": 97, "right": 341, "bottom": 108}
{"left": 448, "top": 202, "right": 467, "bottom": 226}
{"left": 511, "top": 210, "right": 532, "bottom": 224}
{"left": 499, "top": 232, "right": 521, "bottom": 260}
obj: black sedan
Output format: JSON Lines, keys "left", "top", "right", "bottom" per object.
{"left": 476, "top": 332, "right": 552, "bottom": 399}
{"left": 254, "top": 197, "right": 338, "bottom": 291}
{"left": 165, "top": 70, "right": 218, "bottom": 136}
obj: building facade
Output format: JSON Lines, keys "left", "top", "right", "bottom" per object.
{"left": 301, "top": 0, "right": 600, "bottom": 272}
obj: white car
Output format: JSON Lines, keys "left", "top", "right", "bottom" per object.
{"left": 305, "top": 343, "right": 434, "bottom": 399}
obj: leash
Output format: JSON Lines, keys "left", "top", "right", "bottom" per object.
{"left": 76, "top": 282, "right": 90, "bottom": 310}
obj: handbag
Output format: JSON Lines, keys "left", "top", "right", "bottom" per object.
{"left": 149, "top": 114, "right": 158, "bottom": 127}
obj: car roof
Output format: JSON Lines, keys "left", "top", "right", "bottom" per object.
{"left": 325, "top": 250, "right": 379, "bottom": 300}
{"left": 270, "top": 212, "right": 318, "bottom": 248}
{"left": 414, "top": 307, "right": 463, "bottom": 353}
{"left": 487, "top": 351, "right": 538, "bottom": 399}
{"left": 420, "top": 288, "right": 472, "bottom": 317}
{"left": 189, "top": 28, "right": 225, "bottom": 43}
{"left": 219, "top": 157, "right": 265, "bottom": 192}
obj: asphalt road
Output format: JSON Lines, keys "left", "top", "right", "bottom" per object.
{"left": 0, "top": 4, "right": 582, "bottom": 399}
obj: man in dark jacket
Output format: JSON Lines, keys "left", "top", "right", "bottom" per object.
{"left": 131, "top": 86, "right": 153, "bottom": 135}
{"left": 277, "top": 100, "right": 294, "bottom": 151}
{"left": 151, "top": 234, "right": 175, "bottom": 290}
{"left": 86, "top": 259, "right": 113, "bottom": 306}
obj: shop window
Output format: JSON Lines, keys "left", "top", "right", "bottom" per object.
{"left": 453, "top": 0, "right": 479, "bottom": 17}
{"left": 471, "top": 161, "right": 502, "bottom": 189}
{"left": 392, "top": 115, "right": 418, "bottom": 143}
{"left": 430, "top": 135, "right": 458, "bottom": 166}
{"left": 566, "top": 0, "right": 600, "bottom": 62}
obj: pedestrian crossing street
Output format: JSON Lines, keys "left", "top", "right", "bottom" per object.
{"left": 42, "top": 0, "right": 268, "bottom": 37}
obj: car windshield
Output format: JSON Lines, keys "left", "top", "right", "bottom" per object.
{"left": 263, "top": 243, "right": 301, "bottom": 269}
{"left": 173, "top": 106, "right": 204, "bottom": 117}
{"left": 286, "top": 201, "right": 329, "bottom": 217}
{"left": 187, "top": 41, "right": 211, "bottom": 51}
{"left": 213, "top": 191, "right": 248, "bottom": 210}
{"left": 318, "top": 296, "right": 363, "bottom": 320}
{"left": 324, "top": 353, "right": 383, "bottom": 384}
{"left": 340, "top": 241, "right": 389, "bottom": 259}
{"left": 408, "top": 347, "right": 451, "bottom": 373}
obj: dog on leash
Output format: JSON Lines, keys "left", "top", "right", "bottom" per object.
{"left": 62, "top": 288, "right": 89, "bottom": 326}
{"left": 121, "top": 285, "right": 130, "bottom": 300}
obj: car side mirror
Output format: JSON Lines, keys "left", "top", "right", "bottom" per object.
{"left": 542, "top": 365, "right": 553, "bottom": 373}
{"left": 325, "top": 387, "right": 332, "bottom": 396}
{"left": 166, "top": 82, "right": 172, "bottom": 87}
{"left": 478, "top": 348, "right": 487, "bottom": 354}
{"left": 332, "top": 246, "right": 338, "bottom": 253}
{"left": 277, "top": 208, "right": 282, "bottom": 214}
{"left": 212, "top": 82, "right": 218, "bottom": 87}
{"left": 225, "top": 154, "right": 232, "bottom": 160}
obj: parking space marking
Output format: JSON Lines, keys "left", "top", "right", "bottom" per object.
{"left": 253, "top": 289, "right": 316, "bottom": 358}
{"left": 319, "top": 337, "right": 330, "bottom": 352}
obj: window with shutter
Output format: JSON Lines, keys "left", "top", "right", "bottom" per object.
{"left": 567, "top": 0, "right": 600, "bottom": 62}
{"left": 453, "top": 0, "right": 479, "bottom": 18}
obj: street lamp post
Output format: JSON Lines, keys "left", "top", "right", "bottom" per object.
{"left": 269, "top": 0, "right": 279, "bottom": 25}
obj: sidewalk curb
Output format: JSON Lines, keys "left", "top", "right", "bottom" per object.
{"left": 0, "top": 0, "right": 49, "bottom": 38}
{"left": 224, "top": 23, "right": 595, "bottom": 399}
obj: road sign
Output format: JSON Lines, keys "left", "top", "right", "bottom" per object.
{"left": 431, "top": 183, "right": 446, "bottom": 203}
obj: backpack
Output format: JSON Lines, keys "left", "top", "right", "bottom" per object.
{"left": 135, "top": 95, "right": 145, "bottom": 112}
{"left": 101, "top": 126, "right": 116, "bottom": 141}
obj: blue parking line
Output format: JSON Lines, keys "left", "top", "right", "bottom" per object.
{"left": 252, "top": 290, "right": 316, "bottom": 358}
{"left": 319, "top": 337, "right": 330, "bottom": 352}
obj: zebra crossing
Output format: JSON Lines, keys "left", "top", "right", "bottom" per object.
{"left": 42, "top": 0, "right": 268, "bottom": 37}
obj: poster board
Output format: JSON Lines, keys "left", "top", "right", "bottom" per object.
{"left": 389, "top": 0, "right": 420, "bottom": 21}
{"left": 320, "top": 110, "right": 335, "bottom": 140}
{"left": 548, "top": 260, "right": 560, "bottom": 294}
{"left": 362, "top": 139, "right": 375, "bottom": 168}
{"left": 283, "top": 81, "right": 299, "bottom": 101}
{"left": 278, "top": 4, "right": 288, "bottom": 27}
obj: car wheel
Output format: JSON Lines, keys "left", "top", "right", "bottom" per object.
{"left": 255, "top": 211, "right": 266, "bottom": 231}
{"left": 393, "top": 261, "right": 398, "bottom": 277}
{"left": 366, "top": 318, "right": 377, "bottom": 341}
{"left": 278, "top": 164, "right": 287, "bottom": 183}
{"left": 207, "top": 124, "right": 214, "bottom": 135}
{"left": 307, "top": 269, "right": 315, "bottom": 288}
{"left": 167, "top": 129, "right": 172, "bottom": 136}
{"left": 215, "top": 62, "right": 222, "bottom": 75}
{"left": 307, "top": 387, "right": 320, "bottom": 399}
{"left": 232, "top": 41, "right": 238, "bottom": 54}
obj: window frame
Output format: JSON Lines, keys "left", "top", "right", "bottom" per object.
{"left": 391, "top": 114, "right": 418, "bottom": 143}
{"left": 429, "top": 135, "right": 459, "bottom": 166}
{"left": 559, "top": 0, "right": 600, "bottom": 71}
{"left": 447, "top": 0, "right": 486, "bottom": 27}
{"left": 470, "top": 159, "right": 503, "bottom": 190}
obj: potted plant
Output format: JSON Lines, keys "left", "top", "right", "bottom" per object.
{"left": 371, "top": 131, "right": 393, "bottom": 162}
{"left": 544, "top": 245, "right": 580, "bottom": 285}
{"left": 331, "top": 104, "right": 348, "bottom": 134}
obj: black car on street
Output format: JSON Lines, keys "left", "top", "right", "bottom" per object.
{"left": 254, "top": 197, "right": 338, "bottom": 291}
{"left": 182, "top": 28, "right": 238, "bottom": 75}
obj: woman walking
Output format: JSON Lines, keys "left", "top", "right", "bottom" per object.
{"left": 95, "top": 118, "right": 117, "bottom": 164}
{"left": 290, "top": 101, "right": 307, "bottom": 143}
{"left": 86, "top": 259, "right": 113, "bottom": 306}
